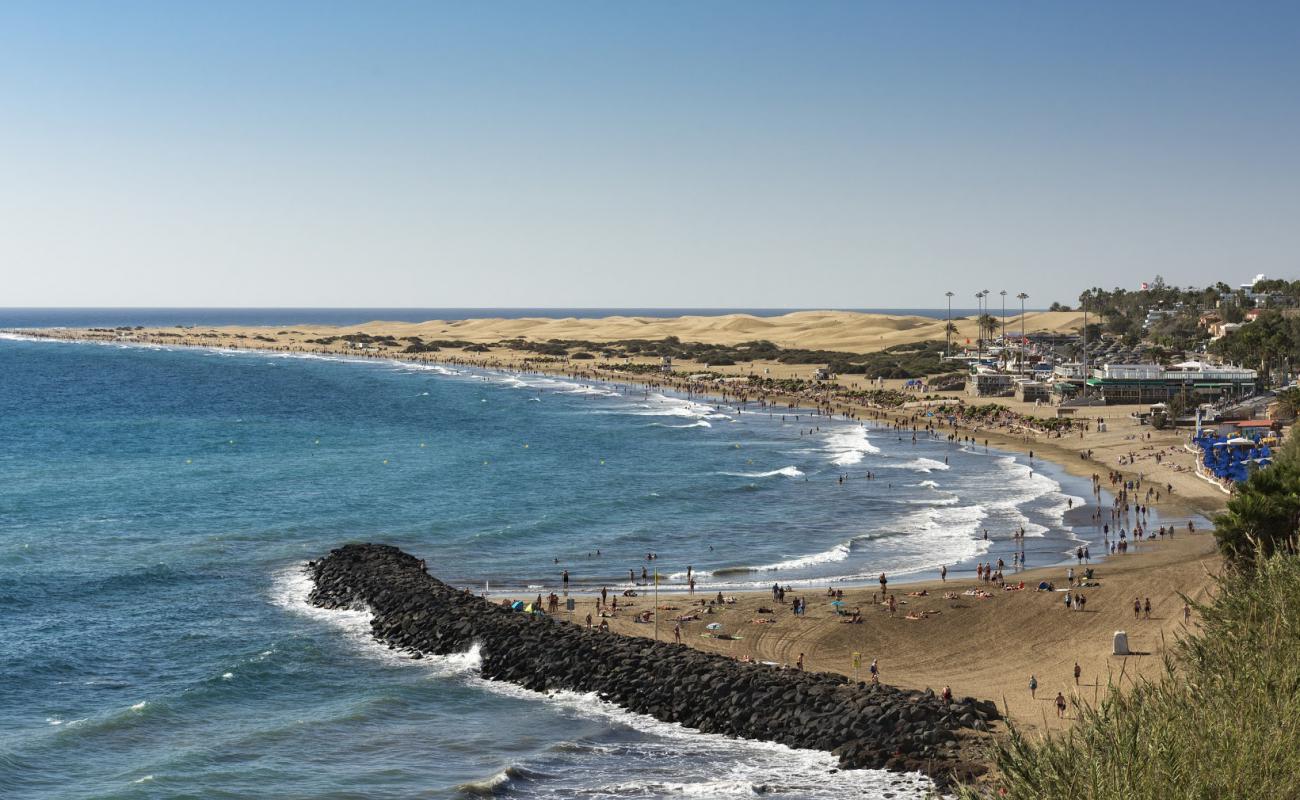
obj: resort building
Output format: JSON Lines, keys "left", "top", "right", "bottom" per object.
{"left": 1080, "top": 361, "right": 1257, "bottom": 405}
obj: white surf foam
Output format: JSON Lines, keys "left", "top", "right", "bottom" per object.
{"left": 269, "top": 565, "right": 484, "bottom": 675}
{"left": 984, "top": 455, "right": 1084, "bottom": 536}
{"left": 609, "top": 394, "right": 731, "bottom": 422}
{"left": 719, "top": 466, "right": 804, "bottom": 479}
{"left": 472, "top": 684, "right": 932, "bottom": 799}
{"left": 276, "top": 563, "right": 931, "bottom": 799}
{"left": 898, "top": 457, "right": 951, "bottom": 473}
{"left": 822, "top": 426, "right": 880, "bottom": 466}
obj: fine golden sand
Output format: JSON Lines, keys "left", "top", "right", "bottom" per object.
{"left": 536, "top": 532, "right": 1216, "bottom": 737}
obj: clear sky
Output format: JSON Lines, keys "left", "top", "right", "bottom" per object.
{"left": 2, "top": 1, "right": 1297, "bottom": 308}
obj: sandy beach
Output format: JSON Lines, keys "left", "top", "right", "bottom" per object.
{"left": 531, "top": 531, "right": 1217, "bottom": 736}
{"left": 17, "top": 311, "right": 1231, "bottom": 734}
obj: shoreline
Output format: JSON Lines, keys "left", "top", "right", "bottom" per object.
{"left": 523, "top": 528, "right": 1219, "bottom": 736}
{"left": 5, "top": 330, "right": 1207, "bottom": 595}
{"left": 6, "top": 327, "right": 1229, "bottom": 735}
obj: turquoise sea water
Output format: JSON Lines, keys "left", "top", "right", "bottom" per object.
{"left": 0, "top": 335, "right": 1151, "bottom": 798}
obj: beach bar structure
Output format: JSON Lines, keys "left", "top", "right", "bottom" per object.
{"left": 1014, "top": 380, "right": 1051, "bottom": 402}
{"left": 1079, "top": 361, "right": 1257, "bottom": 405}
{"left": 966, "top": 369, "right": 1015, "bottom": 397}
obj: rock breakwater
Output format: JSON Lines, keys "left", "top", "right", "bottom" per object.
{"left": 308, "top": 543, "right": 998, "bottom": 784}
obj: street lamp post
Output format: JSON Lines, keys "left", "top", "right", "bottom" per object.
{"left": 975, "top": 291, "right": 985, "bottom": 361}
{"left": 1081, "top": 298, "right": 1089, "bottom": 398}
{"left": 982, "top": 290, "right": 991, "bottom": 361}
{"left": 1017, "top": 293, "right": 1029, "bottom": 374}
{"left": 999, "top": 290, "right": 1007, "bottom": 368}
{"left": 945, "top": 291, "right": 954, "bottom": 357}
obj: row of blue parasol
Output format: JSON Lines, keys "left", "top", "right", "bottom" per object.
{"left": 1191, "top": 431, "right": 1273, "bottom": 483}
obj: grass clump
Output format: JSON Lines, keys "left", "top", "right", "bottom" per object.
{"left": 963, "top": 553, "right": 1300, "bottom": 799}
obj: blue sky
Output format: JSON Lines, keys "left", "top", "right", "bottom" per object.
{"left": 1, "top": 1, "right": 1297, "bottom": 308}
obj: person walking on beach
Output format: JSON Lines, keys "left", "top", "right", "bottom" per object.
{"left": 1134, "top": 597, "right": 1141, "bottom": 619}
{"left": 879, "top": 572, "right": 887, "bottom": 594}
{"left": 1184, "top": 602, "right": 1192, "bottom": 624}
{"left": 673, "top": 623, "right": 681, "bottom": 644}
{"left": 1144, "top": 597, "right": 1152, "bottom": 619}
{"left": 1055, "top": 691, "right": 1067, "bottom": 718}
{"left": 1029, "top": 674, "right": 1038, "bottom": 699}
{"left": 869, "top": 658, "right": 878, "bottom": 682}
{"left": 562, "top": 569, "right": 569, "bottom": 592}
{"left": 796, "top": 653, "right": 804, "bottom": 671}
{"left": 940, "top": 565, "right": 947, "bottom": 582}
{"left": 1074, "top": 662, "right": 1081, "bottom": 685}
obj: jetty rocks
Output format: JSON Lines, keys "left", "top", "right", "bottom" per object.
{"left": 308, "top": 543, "right": 998, "bottom": 784}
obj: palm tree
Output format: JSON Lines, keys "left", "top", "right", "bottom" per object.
{"left": 977, "top": 313, "right": 998, "bottom": 349}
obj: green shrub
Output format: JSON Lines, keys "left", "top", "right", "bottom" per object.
{"left": 964, "top": 553, "right": 1300, "bottom": 799}
{"left": 1214, "top": 434, "right": 1300, "bottom": 567}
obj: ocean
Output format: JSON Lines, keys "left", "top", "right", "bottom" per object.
{"left": 0, "top": 333, "right": 1141, "bottom": 798}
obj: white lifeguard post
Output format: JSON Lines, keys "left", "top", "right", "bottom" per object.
{"left": 1113, "top": 630, "right": 1130, "bottom": 656}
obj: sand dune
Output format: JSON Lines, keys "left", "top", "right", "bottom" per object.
{"left": 334, "top": 310, "right": 1084, "bottom": 353}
